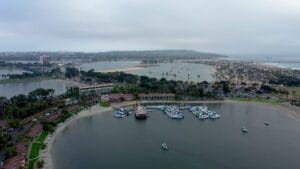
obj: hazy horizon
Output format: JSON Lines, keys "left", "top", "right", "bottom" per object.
{"left": 1, "top": 0, "right": 300, "bottom": 56}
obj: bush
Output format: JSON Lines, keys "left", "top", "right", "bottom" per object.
{"left": 4, "top": 146, "right": 16, "bottom": 158}
{"left": 41, "top": 143, "right": 47, "bottom": 149}
{"left": 100, "top": 101, "right": 110, "bottom": 107}
{"left": 36, "top": 160, "right": 44, "bottom": 168}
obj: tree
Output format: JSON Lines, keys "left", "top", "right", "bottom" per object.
{"left": 66, "top": 87, "right": 79, "bottom": 98}
{"left": 36, "top": 160, "right": 44, "bottom": 168}
{"left": 65, "top": 67, "right": 79, "bottom": 78}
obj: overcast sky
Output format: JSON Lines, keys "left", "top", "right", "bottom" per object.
{"left": 0, "top": 0, "right": 300, "bottom": 56}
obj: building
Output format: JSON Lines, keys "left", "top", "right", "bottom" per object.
{"left": 138, "top": 93, "right": 175, "bottom": 100}
{"left": 79, "top": 83, "right": 114, "bottom": 95}
{"left": 102, "top": 94, "right": 135, "bottom": 102}
{"left": 40, "top": 55, "right": 50, "bottom": 65}
{"left": 65, "top": 98, "right": 79, "bottom": 106}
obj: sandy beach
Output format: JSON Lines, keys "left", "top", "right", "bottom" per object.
{"left": 42, "top": 100, "right": 300, "bottom": 169}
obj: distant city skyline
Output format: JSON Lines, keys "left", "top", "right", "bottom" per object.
{"left": 0, "top": 0, "right": 300, "bottom": 56}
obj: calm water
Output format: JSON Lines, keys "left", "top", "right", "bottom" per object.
{"left": 134, "top": 62, "right": 213, "bottom": 82}
{"left": 78, "top": 61, "right": 141, "bottom": 72}
{"left": 79, "top": 61, "right": 214, "bottom": 82}
{"left": 52, "top": 103, "right": 300, "bottom": 169}
{"left": 0, "top": 79, "right": 73, "bottom": 98}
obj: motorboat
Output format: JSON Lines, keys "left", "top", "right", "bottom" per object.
{"left": 198, "top": 114, "right": 209, "bottom": 119}
{"left": 161, "top": 142, "right": 168, "bottom": 150}
{"left": 209, "top": 113, "right": 221, "bottom": 119}
{"left": 241, "top": 127, "right": 248, "bottom": 133}
{"left": 113, "top": 113, "right": 125, "bottom": 118}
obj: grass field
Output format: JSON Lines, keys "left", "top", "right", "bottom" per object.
{"left": 28, "top": 131, "right": 48, "bottom": 169}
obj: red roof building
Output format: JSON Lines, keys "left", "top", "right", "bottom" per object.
{"left": 27, "top": 124, "right": 43, "bottom": 138}
{"left": 103, "top": 94, "right": 135, "bottom": 102}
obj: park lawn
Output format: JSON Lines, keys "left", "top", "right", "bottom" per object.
{"left": 36, "top": 130, "right": 48, "bottom": 143}
{"left": 28, "top": 131, "right": 48, "bottom": 169}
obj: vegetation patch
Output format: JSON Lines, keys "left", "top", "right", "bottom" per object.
{"left": 28, "top": 131, "right": 48, "bottom": 169}
{"left": 100, "top": 100, "right": 110, "bottom": 107}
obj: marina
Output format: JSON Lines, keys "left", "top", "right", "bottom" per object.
{"left": 146, "top": 104, "right": 221, "bottom": 120}
{"left": 51, "top": 102, "right": 300, "bottom": 169}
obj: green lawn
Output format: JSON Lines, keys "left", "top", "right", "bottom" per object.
{"left": 28, "top": 131, "right": 48, "bottom": 169}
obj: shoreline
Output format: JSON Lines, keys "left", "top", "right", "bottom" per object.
{"left": 42, "top": 100, "right": 300, "bottom": 169}
{"left": 43, "top": 104, "right": 113, "bottom": 169}
{"left": 101, "top": 66, "right": 145, "bottom": 73}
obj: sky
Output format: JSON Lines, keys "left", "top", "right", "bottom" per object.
{"left": 0, "top": 0, "right": 300, "bottom": 56}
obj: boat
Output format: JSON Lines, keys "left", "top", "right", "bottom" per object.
{"left": 113, "top": 107, "right": 131, "bottom": 118}
{"left": 209, "top": 113, "right": 221, "bottom": 119}
{"left": 164, "top": 105, "right": 184, "bottom": 119}
{"left": 264, "top": 121, "right": 270, "bottom": 125}
{"left": 134, "top": 104, "right": 148, "bottom": 119}
{"left": 241, "top": 127, "right": 248, "bottom": 133}
{"left": 198, "top": 114, "right": 209, "bottom": 119}
{"left": 161, "top": 142, "right": 168, "bottom": 150}
{"left": 171, "top": 111, "right": 184, "bottom": 119}
{"left": 113, "top": 113, "right": 125, "bottom": 118}
{"left": 189, "top": 106, "right": 221, "bottom": 120}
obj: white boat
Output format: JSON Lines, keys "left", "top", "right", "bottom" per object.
{"left": 264, "top": 121, "right": 270, "bottom": 125}
{"left": 161, "top": 142, "right": 168, "bottom": 150}
{"left": 113, "top": 114, "right": 125, "bottom": 118}
{"left": 209, "top": 113, "right": 221, "bottom": 119}
{"left": 164, "top": 105, "right": 184, "bottom": 119}
{"left": 198, "top": 114, "right": 209, "bottom": 119}
{"left": 241, "top": 127, "right": 248, "bottom": 133}
{"left": 171, "top": 112, "right": 184, "bottom": 119}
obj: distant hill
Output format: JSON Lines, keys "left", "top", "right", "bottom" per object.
{"left": 0, "top": 50, "right": 227, "bottom": 61}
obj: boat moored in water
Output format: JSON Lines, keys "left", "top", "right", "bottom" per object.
{"left": 241, "top": 127, "right": 248, "bottom": 133}
{"left": 135, "top": 104, "right": 148, "bottom": 119}
{"left": 161, "top": 142, "right": 168, "bottom": 150}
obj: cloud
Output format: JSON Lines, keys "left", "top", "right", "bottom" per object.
{"left": 0, "top": 0, "right": 299, "bottom": 55}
